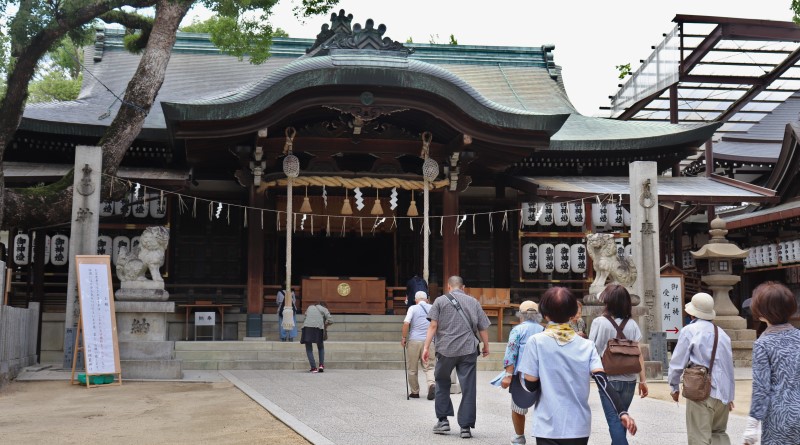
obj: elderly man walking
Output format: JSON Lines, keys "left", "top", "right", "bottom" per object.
{"left": 423, "top": 276, "right": 490, "bottom": 439}
{"left": 402, "top": 291, "right": 436, "bottom": 400}
{"left": 668, "top": 292, "right": 735, "bottom": 445}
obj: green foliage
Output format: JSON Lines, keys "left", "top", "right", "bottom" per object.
{"left": 429, "top": 33, "right": 439, "bottom": 44}
{"left": 405, "top": 36, "right": 413, "bottom": 44}
{"left": 273, "top": 27, "right": 288, "bottom": 37}
{"left": 28, "top": 71, "right": 82, "bottom": 102}
{"left": 793, "top": 0, "right": 800, "bottom": 24}
{"left": 449, "top": 34, "right": 458, "bottom": 45}
{"left": 615, "top": 63, "right": 632, "bottom": 80}
{"left": 293, "top": 0, "right": 339, "bottom": 19}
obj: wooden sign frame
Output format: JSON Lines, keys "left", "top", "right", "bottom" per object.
{"left": 70, "top": 255, "right": 122, "bottom": 388}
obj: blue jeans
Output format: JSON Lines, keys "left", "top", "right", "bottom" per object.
{"left": 598, "top": 380, "right": 636, "bottom": 445}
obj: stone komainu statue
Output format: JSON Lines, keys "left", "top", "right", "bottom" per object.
{"left": 116, "top": 226, "right": 169, "bottom": 282}
{"left": 586, "top": 233, "right": 637, "bottom": 296}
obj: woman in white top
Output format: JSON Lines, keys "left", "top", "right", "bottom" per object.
{"left": 517, "top": 286, "right": 637, "bottom": 445}
{"left": 588, "top": 284, "right": 648, "bottom": 445}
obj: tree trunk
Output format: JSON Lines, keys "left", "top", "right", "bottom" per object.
{"left": 0, "top": 0, "right": 156, "bottom": 228}
{"left": 101, "top": 0, "right": 194, "bottom": 177}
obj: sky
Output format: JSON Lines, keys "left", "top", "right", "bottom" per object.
{"left": 184, "top": 0, "right": 795, "bottom": 116}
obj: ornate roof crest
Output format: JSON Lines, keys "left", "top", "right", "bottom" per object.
{"left": 307, "top": 9, "right": 413, "bottom": 57}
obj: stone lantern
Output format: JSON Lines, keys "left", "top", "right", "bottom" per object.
{"left": 691, "top": 217, "right": 749, "bottom": 329}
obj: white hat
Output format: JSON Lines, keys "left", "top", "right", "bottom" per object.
{"left": 685, "top": 292, "right": 716, "bottom": 320}
{"left": 519, "top": 300, "right": 538, "bottom": 313}
{"left": 414, "top": 291, "right": 428, "bottom": 301}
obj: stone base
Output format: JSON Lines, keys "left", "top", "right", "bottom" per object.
{"left": 243, "top": 337, "right": 266, "bottom": 342}
{"left": 120, "top": 359, "right": 182, "bottom": 380}
{"left": 583, "top": 293, "right": 641, "bottom": 306}
{"left": 116, "top": 286, "right": 169, "bottom": 301}
{"left": 115, "top": 302, "right": 175, "bottom": 343}
{"left": 644, "top": 361, "right": 662, "bottom": 380}
{"left": 714, "top": 315, "right": 747, "bottom": 330}
{"left": 119, "top": 341, "right": 175, "bottom": 360}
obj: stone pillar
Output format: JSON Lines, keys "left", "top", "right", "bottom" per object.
{"left": 629, "top": 162, "right": 661, "bottom": 338}
{"left": 63, "top": 146, "right": 101, "bottom": 368}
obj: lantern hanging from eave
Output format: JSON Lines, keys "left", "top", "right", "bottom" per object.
{"left": 50, "top": 234, "right": 69, "bottom": 266}
{"left": 570, "top": 243, "right": 587, "bottom": 273}
{"left": 522, "top": 243, "right": 538, "bottom": 273}
{"left": 608, "top": 203, "right": 624, "bottom": 227}
{"left": 591, "top": 203, "right": 608, "bottom": 230}
{"left": 150, "top": 193, "right": 167, "bottom": 218}
{"left": 97, "top": 235, "right": 112, "bottom": 256}
{"left": 114, "top": 194, "right": 132, "bottom": 217}
{"left": 537, "top": 202, "right": 554, "bottom": 226}
{"left": 555, "top": 243, "right": 570, "bottom": 273}
{"left": 100, "top": 200, "right": 115, "bottom": 217}
{"left": 112, "top": 236, "right": 131, "bottom": 265}
{"left": 569, "top": 201, "right": 585, "bottom": 227}
{"left": 13, "top": 233, "right": 30, "bottom": 266}
{"left": 538, "top": 243, "right": 555, "bottom": 273}
{"left": 521, "top": 202, "right": 539, "bottom": 227}
{"left": 131, "top": 236, "right": 141, "bottom": 251}
{"left": 132, "top": 192, "right": 149, "bottom": 218}
{"left": 554, "top": 202, "right": 569, "bottom": 227}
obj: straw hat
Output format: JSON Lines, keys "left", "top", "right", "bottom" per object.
{"left": 519, "top": 300, "right": 539, "bottom": 313}
{"left": 685, "top": 292, "right": 716, "bottom": 320}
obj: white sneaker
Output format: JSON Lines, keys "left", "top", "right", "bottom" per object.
{"left": 510, "top": 434, "right": 526, "bottom": 445}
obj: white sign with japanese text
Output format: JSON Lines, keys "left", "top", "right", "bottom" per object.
{"left": 76, "top": 257, "right": 120, "bottom": 375}
{"left": 659, "top": 275, "right": 684, "bottom": 340}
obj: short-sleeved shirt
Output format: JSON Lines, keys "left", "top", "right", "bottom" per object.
{"left": 404, "top": 301, "right": 432, "bottom": 341}
{"left": 588, "top": 316, "right": 643, "bottom": 382}
{"left": 427, "top": 288, "right": 490, "bottom": 357}
{"left": 516, "top": 331, "right": 603, "bottom": 439}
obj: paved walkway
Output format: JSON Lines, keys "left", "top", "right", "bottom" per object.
{"left": 223, "top": 369, "right": 748, "bottom": 445}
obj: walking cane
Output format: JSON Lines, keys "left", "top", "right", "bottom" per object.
{"left": 402, "top": 344, "right": 409, "bottom": 400}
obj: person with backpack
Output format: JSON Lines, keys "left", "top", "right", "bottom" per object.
{"left": 406, "top": 274, "right": 428, "bottom": 309}
{"left": 588, "top": 284, "right": 648, "bottom": 445}
{"left": 401, "top": 291, "right": 436, "bottom": 399}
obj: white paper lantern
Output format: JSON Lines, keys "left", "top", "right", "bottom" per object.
{"left": 521, "top": 202, "right": 540, "bottom": 227}
{"left": 766, "top": 244, "right": 778, "bottom": 266}
{"left": 756, "top": 245, "right": 765, "bottom": 267}
{"left": 554, "top": 202, "right": 569, "bottom": 227}
{"left": 131, "top": 193, "right": 149, "bottom": 218}
{"left": 778, "top": 241, "right": 789, "bottom": 264}
{"left": 793, "top": 240, "right": 800, "bottom": 263}
{"left": 100, "top": 200, "right": 115, "bottom": 217}
{"left": 683, "top": 250, "right": 695, "bottom": 269}
{"left": 592, "top": 203, "right": 608, "bottom": 230}
{"left": 569, "top": 202, "right": 585, "bottom": 227}
{"left": 131, "top": 236, "right": 141, "bottom": 250}
{"left": 97, "top": 235, "right": 113, "bottom": 256}
{"left": 114, "top": 196, "right": 132, "bottom": 216}
{"left": 50, "top": 234, "right": 69, "bottom": 266}
{"left": 555, "top": 243, "right": 570, "bottom": 273}
{"left": 623, "top": 207, "right": 631, "bottom": 227}
{"left": 112, "top": 236, "right": 131, "bottom": 265}
{"left": 44, "top": 235, "right": 51, "bottom": 265}
{"left": 522, "top": 243, "right": 538, "bottom": 273}
{"left": 150, "top": 193, "right": 167, "bottom": 218}
{"left": 13, "top": 233, "right": 30, "bottom": 265}
{"left": 538, "top": 203, "right": 554, "bottom": 226}
{"left": 787, "top": 241, "right": 797, "bottom": 264}
{"left": 608, "top": 203, "right": 624, "bottom": 227}
{"left": 538, "top": 243, "right": 555, "bottom": 273}
{"left": 615, "top": 238, "right": 625, "bottom": 258}
{"left": 625, "top": 244, "right": 633, "bottom": 259}
{"left": 570, "top": 243, "right": 587, "bottom": 273}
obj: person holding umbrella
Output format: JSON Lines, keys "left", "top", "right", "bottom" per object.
{"left": 401, "top": 291, "right": 436, "bottom": 399}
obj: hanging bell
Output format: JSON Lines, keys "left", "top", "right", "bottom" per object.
{"left": 299, "top": 187, "right": 312, "bottom": 213}
{"left": 341, "top": 189, "right": 353, "bottom": 215}
{"left": 370, "top": 190, "right": 384, "bottom": 216}
{"left": 407, "top": 192, "right": 419, "bottom": 217}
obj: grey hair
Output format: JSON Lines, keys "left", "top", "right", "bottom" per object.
{"left": 448, "top": 276, "right": 464, "bottom": 289}
{"left": 517, "top": 309, "right": 543, "bottom": 323}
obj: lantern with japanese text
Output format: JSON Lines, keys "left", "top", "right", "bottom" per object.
{"left": 570, "top": 243, "right": 587, "bottom": 273}
{"left": 554, "top": 202, "right": 569, "bottom": 227}
{"left": 538, "top": 243, "right": 555, "bottom": 273}
{"left": 569, "top": 201, "right": 585, "bottom": 227}
{"left": 522, "top": 243, "right": 538, "bottom": 273}
{"left": 50, "top": 234, "right": 69, "bottom": 266}
{"left": 13, "top": 233, "right": 30, "bottom": 265}
{"left": 555, "top": 243, "right": 571, "bottom": 273}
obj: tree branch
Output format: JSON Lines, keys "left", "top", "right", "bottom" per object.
{"left": 100, "top": 10, "right": 155, "bottom": 53}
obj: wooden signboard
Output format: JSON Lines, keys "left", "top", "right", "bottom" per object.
{"left": 70, "top": 255, "right": 122, "bottom": 388}
{"left": 660, "top": 264, "right": 685, "bottom": 341}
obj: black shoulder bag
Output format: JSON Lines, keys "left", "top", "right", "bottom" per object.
{"left": 444, "top": 293, "right": 481, "bottom": 354}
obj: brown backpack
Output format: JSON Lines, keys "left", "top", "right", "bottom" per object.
{"left": 600, "top": 315, "right": 642, "bottom": 375}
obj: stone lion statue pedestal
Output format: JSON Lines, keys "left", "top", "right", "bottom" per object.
{"left": 114, "top": 226, "right": 181, "bottom": 380}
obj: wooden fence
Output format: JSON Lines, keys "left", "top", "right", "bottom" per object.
{"left": 0, "top": 302, "right": 39, "bottom": 386}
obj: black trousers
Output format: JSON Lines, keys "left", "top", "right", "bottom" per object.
{"left": 535, "top": 438, "right": 589, "bottom": 445}
{"left": 433, "top": 352, "right": 478, "bottom": 428}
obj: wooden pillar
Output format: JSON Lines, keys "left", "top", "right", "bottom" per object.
{"left": 246, "top": 187, "right": 265, "bottom": 317}
{"left": 669, "top": 84, "right": 679, "bottom": 124}
{"left": 673, "top": 223, "right": 683, "bottom": 269}
{"left": 704, "top": 140, "right": 713, "bottom": 177}
{"left": 493, "top": 186, "right": 510, "bottom": 287}
{"left": 442, "top": 190, "right": 460, "bottom": 283}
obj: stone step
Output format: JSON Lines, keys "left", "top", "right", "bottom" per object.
{"left": 121, "top": 359, "right": 182, "bottom": 379}
{"left": 180, "top": 359, "right": 505, "bottom": 372}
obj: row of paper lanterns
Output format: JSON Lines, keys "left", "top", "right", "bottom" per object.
{"left": 522, "top": 242, "right": 589, "bottom": 274}
{"left": 100, "top": 192, "right": 167, "bottom": 218}
{"left": 521, "top": 202, "right": 631, "bottom": 229}
{"left": 12, "top": 233, "right": 140, "bottom": 266}
{"left": 744, "top": 240, "right": 800, "bottom": 269}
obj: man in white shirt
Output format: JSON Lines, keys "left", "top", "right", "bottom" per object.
{"left": 402, "top": 291, "right": 435, "bottom": 400}
{"left": 668, "top": 292, "right": 735, "bottom": 445}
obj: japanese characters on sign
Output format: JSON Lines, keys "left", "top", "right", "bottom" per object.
{"left": 78, "top": 263, "right": 117, "bottom": 374}
{"left": 659, "top": 275, "right": 684, "bottom": 340}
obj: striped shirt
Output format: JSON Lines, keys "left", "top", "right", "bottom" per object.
{"left": 427, "top": 289, "right": 490, "bottom": 357}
